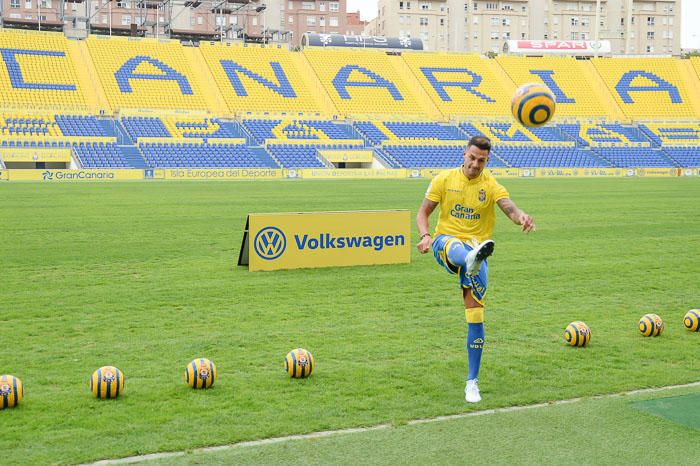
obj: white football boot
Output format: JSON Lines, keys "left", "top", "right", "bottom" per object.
{"left": 465, "top": 378, "right": 481, "bottom": 403}
{"left": 465, "top": 240, "right": 495, "bottom": 277}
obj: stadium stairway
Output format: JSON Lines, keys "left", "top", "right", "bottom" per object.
{"left": 119, "top": 145, "right": 148, "bottom": 168}
{"left": 373, "top": 147, "right": 402, "bottom": 168}
{"left": 250, "top": 147, "right": 280, "bottom": 168}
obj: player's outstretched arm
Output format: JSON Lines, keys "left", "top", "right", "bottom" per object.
{"left": 416, "top": 199, "right": 438, "bottom": 253}
{"left": 497, "top": 198, "right": 536, "bottom": 233}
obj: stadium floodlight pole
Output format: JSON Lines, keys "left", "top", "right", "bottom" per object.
{"left": 594, "top": 0, "right": 600, "bottom": 57}
{"left": 38, "top": 0, "right": 41, "bottom": 31}
{"left": 109, "top": 0, "right": 112, "bottom": 36}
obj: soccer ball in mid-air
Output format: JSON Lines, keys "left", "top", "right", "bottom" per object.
{"left": 285, "top": 348, "right": 314, "bottom": 378}
{"left": 90, "top": 366, "right": 124, "bottom": 399}
{"left": 684, "top": 309, "right": 700, "bottom": 332}
{"left": 564, "top": 321, "right": 591, "bottom": 347}
{"left": 511, "top": 83, "right": 556, "bottom": 127}
{"left": 185, "top": 358, "right": 217, "bottom": 389}
{"left": 0, "top": 375, "right": 23, "bottom": 409}
{"left": 639, "top": 313, "right": 664, "bottom": 337}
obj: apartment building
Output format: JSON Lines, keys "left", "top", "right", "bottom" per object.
{"left": 0, "top": 0, "right": 366, "bottom": 45}
{"left": 371, "top": 0, "right": 681, "bottom": 55}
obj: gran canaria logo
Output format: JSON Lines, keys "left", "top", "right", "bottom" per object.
{"left": 254, "top": 226, "right": 287, "bottom": 260}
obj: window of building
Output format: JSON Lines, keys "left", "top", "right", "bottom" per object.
{"left": 646, "top": 45, "right": 654, "bottom": 53}
{"left": 399, "top": 1, "right": 404, "bottom": 10}
{"left": 570, "top": 32, "right": 579, "bottom": 40}
{"left": 521, "top": 32, "right": 526, "bottom": 39}
{"left": 307, "top": 15, "right": 316, "bottom": 25}
{"left": 439, "top": 18, "right": 444, "bottom": 26}
{"left": 502, "top": 18, "right": 510, "bottom": 26}
{"left": 399, "top": 15, "right": 404, "bottom": 24}
{"left": 288, "top": 15, "right": 293, "bottom": 23}
{"left": 330, "top": 2, "right": 339, "bottom": 12}
{"left": 490, "top": 17, "right": 498, "bottom": 26}
{"left": 502, "top": 32, "right": 510, "bottom": 39}
{"left": 663, "top": 30, "right": 673, "bottom": 39}
{"left": 473, "top": 16, "right": 478, "bottom": 24}
{"left": 571, "top": 17, "right": 578, "bottom": 26}
{"left": 329, "top": 16, "right": 338, "bottom": 26}
{"left": 319, "top": 16, "right": 325, "bottom": 26}
{"left": 302, "top": 2, "right": 314, "bottom": 10}
{"left": 121, "top": 15, "right": 131, "bottom": 25}
{"left": 421, "top": 2, "right": 429, "bottom": 10}
{"left": 197, "top": 16, "right": 203, "bottom": 24}
{"left": 319, "top": 2, "right": 325, "bottom": 11}
{"left": 486, "top": 2, "right": 496, "bottom": 10}
{"left": 420, "top": 31, "right": 429, "bottom": 40}
{"left": 288, "top": 1, "right": 294, "bottom": 9}
{"left": 490, "top": 32, "right": 498, "bottom": 39}
{"left": 40, "top": 0, "right": 49, "bottom": 7}
{"left": 420, "top": 17, "right": 428, "bottom": 26}
{"left": 581, "top": 32, "right": 588, "bottom": 40}
{"left": 502, "top": 3, "right": 512, "bottom": 10}
{"left": 581, "top": 17, "right": 589, "bottom": 27}
{"left": 647, "top": 31, "right": 654, "bottom": 40}
{"left": 647, "top": 16, "right": 655, "bottom": 26}
{"left": 10, "top": 0, "right": 19, "bottom": 7}
{"left": 24, "top": 0, "right": 31, "bottom": 8}
{"left": 473, "top": 1, "right": 477, "bottom": 10}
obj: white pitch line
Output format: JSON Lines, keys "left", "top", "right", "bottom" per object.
{"left": 84, "top": 380, "right": 700, "bottom": 465}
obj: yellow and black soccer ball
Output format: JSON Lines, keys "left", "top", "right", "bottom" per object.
{"left": 186, "top": 358, "right": 217, "bottom": 389}
{"left": 511, "top": 83, "right": 556, "bottom": 127}
{"left": 285, "top": 348, "right": 314, "bottom": 378}
{"left": 683, "top": 309, "right": 700, "bottom": 332}
{"left": 0, "top": 375, "right": 23, "bottom": 409}
{"left": 639, "top": 313, "right": 664, "bottom": 337}
{"left": 90, "top": 366, "right": 124, "bottom": 399}
{"left": 564, "top": 321, "right": 591, "bottom": 347}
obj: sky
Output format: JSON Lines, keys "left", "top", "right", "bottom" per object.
{"left": 347, "top": 0, "right": 700, "bottom": 49}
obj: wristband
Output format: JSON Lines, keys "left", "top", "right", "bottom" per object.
{"left": 420, "top": 233, "right": 431, "bottom": 240}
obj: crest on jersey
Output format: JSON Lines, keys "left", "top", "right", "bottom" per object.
{"left": 479, "top": 189, "right": 486, "bottom": 202}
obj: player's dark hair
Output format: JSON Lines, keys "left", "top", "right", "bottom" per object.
{"left": 468, "top": 135, "right": 492, "bottom": 153}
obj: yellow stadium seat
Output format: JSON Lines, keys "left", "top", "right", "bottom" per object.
{"left": 403, "top": 52, "right": 513, "bottom": 119}
{"left": 303, "top": 48, "right": 436, "bottom": 119}
{"left": 0, "top": 29, "right": 89, "bottom": 112}
{"left": 591, "top": 57, "right": 699, "bottom": 120}
{"left": 86, "top": 35, "right": 209, "bottom": 112}
{"left": 200, "top": 42, "right": 329, "bottom": 116}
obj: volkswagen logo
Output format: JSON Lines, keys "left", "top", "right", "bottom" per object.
{"left": 254, "top": 226, "right": 287, "bottom": 260}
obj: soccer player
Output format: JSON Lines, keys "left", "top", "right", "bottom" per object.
{"left": 416, "top": 135, "right": 535, "bottom": 403}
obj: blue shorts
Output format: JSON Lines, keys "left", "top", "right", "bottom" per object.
{"left": 431, "top": 234, "right": 489, "bottom": 304}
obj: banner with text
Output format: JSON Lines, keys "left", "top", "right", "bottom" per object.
{"left": 156, "top": 168, "right": 283, "bottom": 180}
{"left": 292, "top": 168, "right": 407, "bottom": 179}
{"left": 241, "top": 210, "right": 411, "bottom": 271}
{"left": 0, "top": 148, "right": 72, "bottom": 162}
{"left": 7, "top": 169, "right": 144, "bottom": 181}
{"left": 318, "top": 150, "right": 374, "bottom": 163}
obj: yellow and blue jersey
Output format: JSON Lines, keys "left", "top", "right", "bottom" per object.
{"left": 425, "top": 167, "right": 509, "bottom": 243}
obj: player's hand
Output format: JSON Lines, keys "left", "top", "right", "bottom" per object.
{"left": 520, "top": 214, "right": 536, "bottom": 233}
{"left": 417, "top": 236, "right": 433, "bottom": 254}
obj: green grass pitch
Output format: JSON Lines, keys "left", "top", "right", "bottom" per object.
{"left": 1, "top": 178, "right": 699, "bottom": 464}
